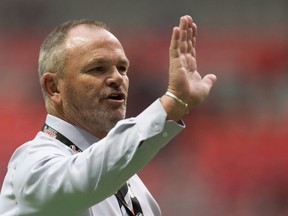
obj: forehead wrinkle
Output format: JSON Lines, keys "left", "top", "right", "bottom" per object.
{"left": 86, "top": 53, "right": 129, "bottom": 67}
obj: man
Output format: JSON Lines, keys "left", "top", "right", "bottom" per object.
{"left": 0, "top": 15, "right": 216, "bottom": 216}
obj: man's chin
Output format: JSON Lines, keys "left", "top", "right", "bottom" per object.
{"left": 102, "top": 111, "right": 126, "bottom": 125}
{"left": 107, "top": 108, "right": 126, "bottom": 119}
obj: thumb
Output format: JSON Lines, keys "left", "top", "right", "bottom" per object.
{"left": 202, "top": 74, "right": 217, "bottom": 90}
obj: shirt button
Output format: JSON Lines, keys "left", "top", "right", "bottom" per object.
{"left": 154, "top": 125, "right": 161, "bottom": 132}
{"left": 162, "top": 131, "right": 168, "bottom": 137}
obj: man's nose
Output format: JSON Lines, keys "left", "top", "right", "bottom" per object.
{"left": 106, "top": 67, "right": 124, "bottom": 88}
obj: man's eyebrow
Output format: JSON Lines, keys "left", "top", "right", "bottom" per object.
{"left": 81, "top": 58, "right": 130, "bottom": 72}
{"left": 118, "top": 59, "right": 130, "bottom": 66}
{"left": 91, "top": 58, "right": 110, "bottom": 64}
{"left": 87, "top": 57, "right": 129, "bottom": 65}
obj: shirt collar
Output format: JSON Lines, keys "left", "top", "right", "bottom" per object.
{"left": 45, "top": 114, "right": 100, "bottom": 151}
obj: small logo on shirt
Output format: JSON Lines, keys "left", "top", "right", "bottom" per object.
{"left": 43, "top": 125, "right": 57, "bottom": 139}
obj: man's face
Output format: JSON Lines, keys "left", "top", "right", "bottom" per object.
{"left": 57, "top": 25, "right": 130, "bottom": 137}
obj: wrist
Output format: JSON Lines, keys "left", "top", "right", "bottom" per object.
{"left": 165, "top": 91, "right": 189, "bottom": 113}
{"left": 160, "top": 93, "right": 189, "bottom": 121}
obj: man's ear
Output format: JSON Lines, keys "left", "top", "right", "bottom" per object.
{"left": 40, "top": 72, "right": 62, "bottom": 104}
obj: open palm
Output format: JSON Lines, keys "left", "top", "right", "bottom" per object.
{"left": 168, "top": 15, "right": 216, "bottom": 109}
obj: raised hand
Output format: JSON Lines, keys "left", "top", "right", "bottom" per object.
{"left": 161, "top": 15, "right": 217, "bottom": 120}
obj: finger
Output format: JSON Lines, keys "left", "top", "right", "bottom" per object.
{"left": 186, "top": 15, "right": 193, "bottom": 39}
{"left": 169, "top": 27, "right": 180, "bottom": 58}
{"left": 179, "top": 16, "right": 188, "bottom": 29}
{"left": 179, "top": 16, "right": 188, "bottom": 53}
{"left": 192, "top": 23, "right": 197, "bottom": 47}
{"left": 188, "top": 23, "right": 197, "bottom": 58}
{"left": 186, "top": 16, "right": 193, "bottom": 54}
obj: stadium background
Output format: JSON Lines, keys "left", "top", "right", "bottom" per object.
{"left": 0, "top": 0, "right": 287, "bottom": 215}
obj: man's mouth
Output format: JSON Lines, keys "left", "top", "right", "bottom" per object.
{"left": 106, "top": 92, "right": 126, "bottom": 104}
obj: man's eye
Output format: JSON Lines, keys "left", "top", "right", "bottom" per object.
{"left": 89, "top": 66, "right": 105, "bottom": 72}
{"left": 117, "top": 66, "right": 127, "bottom": 74}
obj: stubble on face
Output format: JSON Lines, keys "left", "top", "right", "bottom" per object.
{"left": 64, "top": 84, "right": 127, "bottom": 135}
